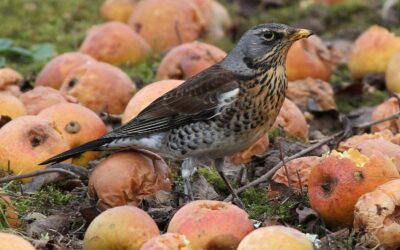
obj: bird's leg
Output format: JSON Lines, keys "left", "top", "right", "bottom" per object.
{"left": 214, "top": 158, "right": 245, "bottom": 209}
{"left": 181, "top": 158, "right": 197, "bottom": 202}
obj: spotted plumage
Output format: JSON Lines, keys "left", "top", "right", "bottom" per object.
{"left": 41, "top": 23, "right": 313, "bottom": 206}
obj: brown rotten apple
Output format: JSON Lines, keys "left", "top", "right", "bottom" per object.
{"left": 19, "top": 86, "right": 77, "bottom": 115}
{"left": 100, "top": 0, "right": 137, "bottom": 23}
{"left": 237, "top": 226, "right": 313, "bottom": 250}
{"left": 386, "top": 51, "right": 400, "bottom": 93}
{"left": 370, "top": 97, "right": 400, "bottom": 133}
{"left": 354, "top": 179, "right": 400, "bottom": 249}
{"left": 0, "top": 233, "right": 35, "bottom": 250}
{"left": 286, "top": 35, "right": 332, "bottom": 81}
{"left": 38, "top": 103, "right": 107, "bottom": 166}
{"left": 273, "top": 98, "right": 309, "bottom": 141}
{"left": 88, "top": 150, "right": 172, "bottom": 210}
{"left": 156, "top": 41, "right": 226, "bottom": 80}
{"left": 84, "top": 205, "right": 160, "bottom": 250}
{"left": 308, "top": 148, "right": 399, "bottom": 228}
{"left": 79, "top": 22, "right": 151, "bottom": 66}
{"left": 140, "top": 233, "right": 192, "bottom": 250}
{"left": 349, "top": 25, "right": 400, "bottom": 80}
{"left": 338, "top": 129, "right": 398, "bottom": 151}
{"left": 0, "top": 67, "right": 23, "bottom": 96}
{"left": 35, "top": 52, "right": 94, "bottom": 89}
{"left": 60, "top": 61, "right": 136, "bottom": 114}
{"left": 0, "top": 116, "right": 70, "bottom": 179}
{"left": 167, "top": 200, "right": 254, "bottom": 250}
{"left": 128, "top": 0, "right": 205, "bottom": 52}
{"left": 122, "top": 80, "right": 183, "bottom": 124}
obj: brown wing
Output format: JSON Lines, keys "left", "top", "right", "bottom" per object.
{"left": 107, "top": 64, "right": 240, "bottom": 137}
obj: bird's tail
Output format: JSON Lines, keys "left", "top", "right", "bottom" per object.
{"left": 40, "top": 137, "right": 113, "bottom": 165}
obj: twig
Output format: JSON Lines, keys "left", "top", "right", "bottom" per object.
{"left": 296, "top": 169, "right": 304, "bottom": 202}
{"left": 224, "top": 132, "right": 342, "bottom": 202}
{"left": 355, "top": 111, "right": 400, "bottom": 130}
{"left": 0, "top": 168, "right": 79, "bottom": 184}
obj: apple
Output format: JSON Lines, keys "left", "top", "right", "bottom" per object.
{"left": 286, "top": 35, "right": 332, "bottom": 81}
{"left": 19, "top": 86, "right": 77, "bottom": 115}
{"left": 0, "top": 116, "right": 70, "bottom": 179}
{"left": 308, "top": 148, "right": 399, "bottom": 228}
{"left": 156, "top": 41, "right": 226, "bottom": 80}
{"left": 79, "top": 21, "right": 151, "bottom": 66}
{"left": 0, "top": 68, "right": 23, "bottom": 97}
{"left": 0, "top": 93, "right": 26, "bottom": 119}
{"left": 349, "top": 25, "right": 400, "bottom": 80}
{"left": 100, "top": 0, "right": 137, "bottom": 23}
{"left": 370, "top": 97, "right": 400, "bottom": 134}
{"left": 0, "top": 233, "right": 35, "bottom": 250}
{"left": 227, "top": 134, "right": 269, "bottom": 164}
{"left": 128, "top": 0, "right": 205, "bottom": 52}
{"left": 237, "top": 226, "right": 313, "bottom": 250}
{"left": 273, "top": 98, "right": 309, "bottom": 141}
{"left": 286, "top": 78, "right": 336, "bottom": 111}
{"left": 122, "top": 80, "right": 183, "bottom": 124}
{"left": 35, "top": 52, "right": 94, "bottom": 89}
{"left": 60, "top": 61, "right": 136, "bottom": 114}
{"left": 84, "top": 206, "right": 160, "bottom": 250}
{"left": 88, "top": 150, "right": 172, "bottom": 210}
{"left": 0, "top": 188, "right": 20, "bottom": 228}
{"left": 167, "top": 200, "right": 254, "bottom": 250}
{"left": 386, "top": 51, "right": 400, "bottom": 93}
{"left": 38, "top": 103, "right": 107, "bottom": 166}
{"left": 140, "top": 233, "right": 192, "bottom": 250}
{"left": 354, "top": 179, "right": 400, "bottom": 249}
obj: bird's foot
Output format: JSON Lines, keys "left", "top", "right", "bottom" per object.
{"left": 183, "top": 177, "right": 194, "bottom": 202}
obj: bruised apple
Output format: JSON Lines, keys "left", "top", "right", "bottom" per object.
{"left": 140, "top": 233, "right": 192, "bottom": 250}
{"left": 19, "top": 86, "right": 77, "bottom": 115}
{"left": 167, "top": 200, "right": 254, "bottom": 250}
{"left": 60, "top": 61, "right": 136, "bottom": 114}
{"left": 38, "top": 103, "right": 107, "bottom": 166}
{"left": 122, "top": 80, "right": 183, "bottom": 124}
{"left": 237, "top": 226, "right": 313, "bottom": 250}
{"left": 0, "top": 93, "right": 26, "bottom": 119}
{"left": 156, "top": 41, "right": 226, "bottom": 80}
{"left": 88, "top": 150, "right": 172, "bottom": 210}
{"left": 386, "top": 51, "right": 400, "bottom": 93}
{"left": 128, "top": 0, "right": 205, "bottom": 52}
{"left": 286, "top": 35, "right": 332, "bottom": 81}
{"left": 338, "top": 130, "right": 398, "bottom": 151}
{"left": 370, "top": 97, "right": 400, "bottom": 133}
{"left": 308, "top": 149, "right": 399, "bottom": 228}
{"left": 79, "top": 22, "right": 151, "bottom": 66}
{"left": 273, "top": 98, "right": 309, "bottom": 141}
{"left": 0, "top": 233, "right": 35, "bottom": 250}
{"left": 349, "top": 25, "right": 400, "bottom": 80}
{"left": 0, "top": 68, "right": 23, "bottom": 96}
{"left": 0, "top": 116, "right": 70, "bottom": 178}
{"left": 227, "top": 134, "right": 269, "bottom": 164}
{"left": 100, "top": 0, "right": 137, "bottom": 23}
{"left": 84, "top": 206, "right": 160, "bottom": 250}
{"left": 35, "top": 52, "right": 94, "bottom": 89}
{"left": 354, "top": 179, "right": 400, "bottom": 249}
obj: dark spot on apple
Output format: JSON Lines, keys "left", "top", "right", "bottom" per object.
{"left": 353, "top": 171, "right": 364, "bottom": 181}
{"left": 0, "top": 115, "right": 12, "bottom": 129}
{"left": 321, "top": 175, "right": 337, "bottom": 195}
{"left": 65, "top": 121, "right": 81, "bottom": 134}
{"left": 376, "top": 204, "right": 383, "bottom": 215}
{"left": 31, "top": 136, "right": 42, "bottom": 147}
{"left": 134, "top": 23, "right": 142, "bottom": 33}
{"left": 68, "top": 78, "right": 78, "bottom": 88}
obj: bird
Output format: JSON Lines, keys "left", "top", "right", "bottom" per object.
{"left": 41, "top": 23, "right": 313, "bottom": 207}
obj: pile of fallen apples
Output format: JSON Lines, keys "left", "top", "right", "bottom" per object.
{"left": 1, "top": 0, "right": 400, "bottom": 249}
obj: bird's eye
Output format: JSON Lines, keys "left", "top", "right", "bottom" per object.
{"left": 262, "top": 31, "right": 275, "bottom": 41}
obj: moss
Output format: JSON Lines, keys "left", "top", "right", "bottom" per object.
{"left": 268, "top": 128, "right": 281, "bottom": 142}
{"left": 197, "top": 167, "right": 228, "bottom": 194}
{"left": 336, "top": 89, "right": 389, "bottom": 113}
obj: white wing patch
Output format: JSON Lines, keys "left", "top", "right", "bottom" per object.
{"left": 101, "top": 133, "right": 165, "bottom": 151}
{"left": 217, "top": 88, "right": 239, "bottom": 109}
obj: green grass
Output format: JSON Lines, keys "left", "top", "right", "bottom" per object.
{"left": 0, "top": 0, "right": 103, "bottom": 75}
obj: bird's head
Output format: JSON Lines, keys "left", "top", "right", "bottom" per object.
{"left": 222, "top": 23, "right": 313, "bottom": 74}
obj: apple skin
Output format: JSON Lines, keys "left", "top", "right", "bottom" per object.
{"left": 139, "top": 233, "right": 192, "bottom": 250}
{"left": 35, "top": 52, "right": 94, "bottom": 89}
{"left": 0, "top": 93, "right": 26, "bottom": 119}
{"left": 79, "top": 21, "right": 151, "bottom": 66}
{"left": 128, "top": 0, "right": 205, "bottom": 52}
{"left": 349, "top": 25, "right": 400, "bottom": 80}
{"left": 386, "top": 51, "right": 400, "bottom": 93}
{"left": 84, "top": 206, "right": 160, "bottom": 250}
{"left": 0, "top": 233, "right": 35, "bottom": 250}
{"left": 308, "top": 149, "right": 399, "bottom": 228}
{"left": 100, "top": 0, "right": 137, "bottom": 23}
{"left": 371, "top": 97, "right": 400, "bottom": 134}
{"left": 167, "top": 200, "right": 254, "bottom": 250}
{"left": 237, "top": 226, "right": 313, "bottom": 250}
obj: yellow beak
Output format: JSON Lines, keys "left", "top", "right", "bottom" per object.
{"left": 289, "top": 29, "right": 313, "bottom": 41}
